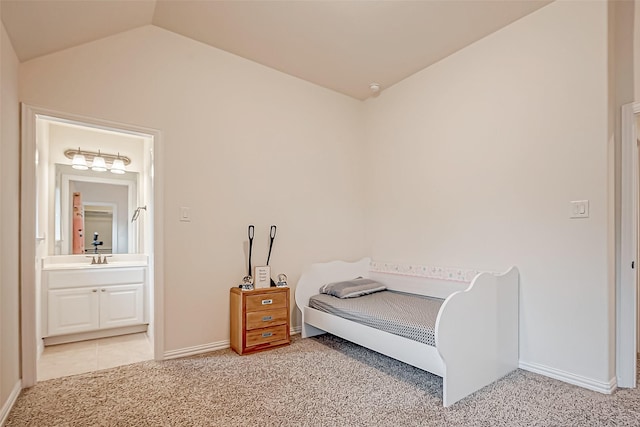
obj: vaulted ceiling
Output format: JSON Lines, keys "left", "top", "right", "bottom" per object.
{"left": 1, "top": 0, "right": 550, "bottom": 100}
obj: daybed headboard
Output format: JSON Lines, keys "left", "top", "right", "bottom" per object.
{"left": 295, "top": 257, "right": 473, "bottom": 309}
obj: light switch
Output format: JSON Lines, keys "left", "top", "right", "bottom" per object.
{"left": 180, "top": 207, "right": 191, "bottom": 222}
{"left": 570, "top": 200, "right": 589, "bottom": 219}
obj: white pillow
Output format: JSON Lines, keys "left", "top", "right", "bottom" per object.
{"left": 319, "top": 278, "right": 386, "bottom": 299}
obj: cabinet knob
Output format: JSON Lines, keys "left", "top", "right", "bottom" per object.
{"left": 101, "top": 289, "right": 106, "bottom": 292}
{"left": 92, "top": 289, "right": 97, "bottom": 293}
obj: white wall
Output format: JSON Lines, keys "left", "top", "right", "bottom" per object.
{"left": 364, "top": 1, "right": 612, "bottom": 385}
{"left": 0, "top": 17, "right": 21, "bottom": 415}
{"left": 20, "top": 26, "right": 368, "bottom": 351}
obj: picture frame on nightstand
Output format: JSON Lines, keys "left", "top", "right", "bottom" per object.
{"left": 253, "top": 266, "right": 271, "bottom": 288}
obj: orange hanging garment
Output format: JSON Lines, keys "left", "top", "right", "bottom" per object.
{"left": 72, "top": 192, "right": 84, "bottom": 254}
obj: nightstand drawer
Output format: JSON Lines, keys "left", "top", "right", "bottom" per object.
{"left": 246, "top": 308, "right": 288, "bottom": 330}
{"left": 246, "top": 325, "right": 288, "bottom": 347}
{"left": 246, "top": 292, "right": 287, "bottom": 312}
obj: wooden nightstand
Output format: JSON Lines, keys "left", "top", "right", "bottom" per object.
{"left": 230, "top": 287, "right": 290, "bottom": 355}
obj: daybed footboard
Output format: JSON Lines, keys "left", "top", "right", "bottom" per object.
{"left": 435, "top": 266, "right": 519, "bottom": 406}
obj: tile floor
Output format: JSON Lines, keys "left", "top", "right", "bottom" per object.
{"left": 37, "top": 332, "right": 153, "bottom": 381}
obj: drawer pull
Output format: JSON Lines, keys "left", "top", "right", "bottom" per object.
{"left": 262, "top": 332, "right": 273, "bottom": 338}
{"left": 261, "top": 299, "right": 273, "bottom": 305}
{"left": 262, "top": 316, "right": 273, "bottom": 321}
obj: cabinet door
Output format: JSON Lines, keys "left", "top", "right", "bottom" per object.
{"left": 99, "top": 284, "right": 144, "bottom": 329}
{"left": 48, "top": 288, "right": 100, "bottom": 336}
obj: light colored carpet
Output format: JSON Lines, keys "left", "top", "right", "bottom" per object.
{"left": 6, "top": 334, "right": 640, "bottom": 426}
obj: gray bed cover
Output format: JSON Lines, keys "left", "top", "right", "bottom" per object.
{"left": 308, "top": 290, "right": 444, "bottom": 347}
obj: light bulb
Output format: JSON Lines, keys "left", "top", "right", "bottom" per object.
{"left": 111, "top": 158, "right": 125, "bottom": 174}
{"left": 91, "top": 153, "right": 107, "bottom": 172}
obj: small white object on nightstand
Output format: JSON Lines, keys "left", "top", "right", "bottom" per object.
{"left": 254, "top": 266, "right": 271, "bottom": 288}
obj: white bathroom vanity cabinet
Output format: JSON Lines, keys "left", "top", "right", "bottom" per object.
{"left": 41, "top": 255, "right": 148, "bottom": 345}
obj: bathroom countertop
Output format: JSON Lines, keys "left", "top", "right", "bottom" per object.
{"left": 42, "top": 261, "right": 148, "bottom": 271}
{"left": 42, "top": 254, "right": 149, "bottom": 270}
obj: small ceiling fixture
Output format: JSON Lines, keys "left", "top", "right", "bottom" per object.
{"left": 64, "top": 148, "right": 131, "bottom": 174}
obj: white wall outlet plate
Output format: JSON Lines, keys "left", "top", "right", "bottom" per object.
{"left": 569, "top": 200, "right": 589, "bottom": 219}
{"left": 254, "top": 266, "right": 271, "bottom": 288}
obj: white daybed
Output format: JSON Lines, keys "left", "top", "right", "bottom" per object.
{"left": 295, "top": 258, "right": 519, "bottom": 407}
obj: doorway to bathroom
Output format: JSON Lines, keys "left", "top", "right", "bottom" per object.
{"left": 20, "top": 105, "right": 165, "bottom": 386}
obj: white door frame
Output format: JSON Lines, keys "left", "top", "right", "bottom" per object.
{"left": 619, "top": 102, "right": 640, "bottom": 387}
{"left": 20, "top": 104, "right": 165, "bottom": 387}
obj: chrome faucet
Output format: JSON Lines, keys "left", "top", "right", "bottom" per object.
{"left": 86, "top": 255, "right": 112, "bottom": 265}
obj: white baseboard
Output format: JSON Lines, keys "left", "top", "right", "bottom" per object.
{"left": 163, "top": 327, "right": 301, "bottom": 360}
{"left": 163, "top": 340, "right": 230, "bottom": 360}
{"left": 0, "top": 380, "right": 22, "bottom": 427}
{"left": 519, "top": 361, "right": 616, "bottom": 394}
{"left": 44, "top": 324, "right": 148, "bottom": 346}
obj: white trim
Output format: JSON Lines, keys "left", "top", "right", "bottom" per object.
{"left": 20, "top": 104, "right": 165, "bottom": 388}
{"left": 150, "top": 124, "right": 165, "bottom": 363}
{"left": 163, "top": 328, "right": 301, "bottom": 360}
{"left": 519, "top": 361, "right": 617, "bottom": 394}
{"left": 619, "top": 101, "right": 640, "bottom": 388}
{"left": 0, "top": 380, "right": 22, "bottom": 426}
{"left": 163, "top": 340, "right": 230, "bottom": 360}
{"left": 37, "top": 339, "right": 44, "bottom": 360}
{"left": 43, "top": 324, "right": 147, "bottom": 346}
{"left": 20, "top": 104, "right": 38, "bottom": 387}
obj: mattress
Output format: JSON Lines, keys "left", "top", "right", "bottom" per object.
{"left": 308, "top": 291, "right": 444, "bottom": 347}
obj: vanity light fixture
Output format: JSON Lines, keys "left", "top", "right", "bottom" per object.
{"left": 91, "top": 150, "right": 107, "bottom": 172}
{"left": 64, "top": 148, "right": 131, "bottom": 173}
{"left": 71, "top": 148, "right": 89, "bottom": 170}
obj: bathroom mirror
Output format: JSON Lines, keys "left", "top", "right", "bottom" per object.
{"left": 54, "top": 164, "right": 139, "bottom": 255}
